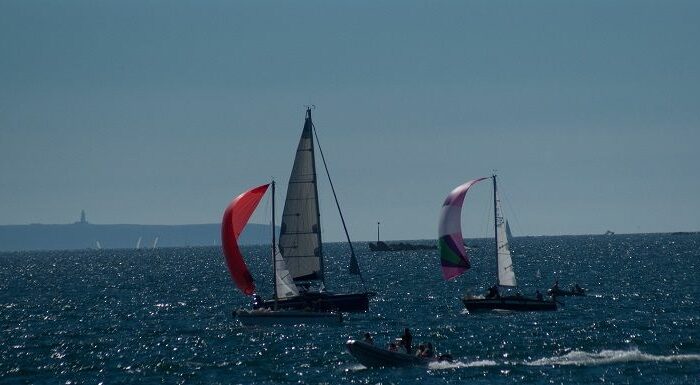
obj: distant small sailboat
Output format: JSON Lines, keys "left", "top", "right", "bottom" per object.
{"left": 505, "top": 219, "right": 513, "bottom": 240}
{"left": 222, "top": 182, "right": 342, "bottom": 325}
{"left": 95, "top": 241, "right": 102, "bottom": 250}
{"left": 438, "top": 175, "right": 556, "bottom": 312}
{"left": 152, "top": 237, "right": 159, "bottom": 249}
{"left": 536, "top": 269, "right": 542, "bottom": 279}
{"left": 136, "top": 237, "right": 142, "bottom": 250}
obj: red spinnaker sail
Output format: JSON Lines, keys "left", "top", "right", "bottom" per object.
{"left": 221, "top": 183, "right": 270, "bottom": 295}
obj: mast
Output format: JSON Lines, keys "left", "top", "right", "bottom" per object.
{"left": 272, "top": 180, "right": 278, "bottom": 307}
{"left": 377, "top": 221, "right": 380, "bottom": 243}
{"left": 492, "top": 174, "right": 499, "bottom": 286}
{"left": 308, "top": 108, "right": 325, "bottom": 284}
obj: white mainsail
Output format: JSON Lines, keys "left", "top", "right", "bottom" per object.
{"left": 278, "top": 109, "right": 323, "bottom": 281}
{"left": 495, "top": 192, "right": 517, "bottom": 287}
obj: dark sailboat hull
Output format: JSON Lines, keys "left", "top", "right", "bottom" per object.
{"left": 462, "top": 296, "right": 557, "bottom": 312}
{"left": 256, "top": 292, "right": 372, "bottom": 313}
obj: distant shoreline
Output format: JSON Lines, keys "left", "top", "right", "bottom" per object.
{"left": 0, "top": 224, "right": 696, "bottom": 253}
{"left": 0, "top": 222, "right": 275, "bottom": 252}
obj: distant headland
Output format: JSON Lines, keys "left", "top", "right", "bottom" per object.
{"left": 0, "top": 211, "right": 273, "bottom": 252}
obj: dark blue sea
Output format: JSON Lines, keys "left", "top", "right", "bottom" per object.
{"left": 1, "top": 233, "right": 699, "bottom": 384}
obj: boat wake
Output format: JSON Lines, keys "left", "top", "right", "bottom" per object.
{"left": 428, "top": 359, "right": 497, "bottom": 370}
{"left": 344, "top": 364, "right": 369, "bottom": 372}
{"left": 526, "top": 348, "right": 700, "bottom": 367}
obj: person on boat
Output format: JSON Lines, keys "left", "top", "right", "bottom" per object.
{"left": 363, "top": 332, "right": 374, "bottom": 345}
{"left": 388, "top": 342, "right": 398, "bottom": 352}
{"left": 536, "top": 290, "right": 543, "bottom": 301}
{"left": 550, "top": 280, "right": 560, "bottom": 295}
{"left": 415, "top": 344, "right": 425, "bottom": 357}
{"left": 574, "top": 283, "right": 583, "bottom": 294}
{"left": 486, "top": 285, "right": 500, "bottom": 299}
{"left": 401, "top": 328, "right": 413, "bottom": 354}
{"left": 424, "top": 343, "right": 434, "bottom": 358}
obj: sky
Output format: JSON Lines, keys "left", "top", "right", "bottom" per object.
{"left": 1, "top": 0, "right": 698, "bottom": 241}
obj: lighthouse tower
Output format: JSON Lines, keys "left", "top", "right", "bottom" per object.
{"left": 76, "top": 210, "right": 88, "bottom": 224}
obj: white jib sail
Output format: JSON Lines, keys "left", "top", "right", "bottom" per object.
{"left": 275, "top": 250, "right": 300, "bottom": 299}
{"left": 496, "top": 193, "right": 517, "bottom": 287}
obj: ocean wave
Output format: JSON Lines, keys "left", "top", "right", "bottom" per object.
{"left": 429, "top": 359, "right": 498, "bottom": 370}
{"left": 526, "top": 348, "right": 700, "bottom": 367}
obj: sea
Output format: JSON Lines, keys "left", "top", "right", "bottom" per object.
{"left": 1, "top": 233, "right": 698, "bottom": 384}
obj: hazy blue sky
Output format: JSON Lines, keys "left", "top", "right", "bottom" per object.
{"left": 1, "top": 0, "right": 698, "bottom": 241}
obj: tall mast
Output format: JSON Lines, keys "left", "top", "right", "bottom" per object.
{"left": 492, "top": 174, "right": 499, "bottom": 286}
{"left": 271, "top": 180, "right": 278, "bottom": 307}
{"left": 307, "top": 108, "right": 325, "bottom": 283}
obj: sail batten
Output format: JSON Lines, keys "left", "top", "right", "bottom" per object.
{"left": 279, "top": 110, "right": 324, "bottom": 282}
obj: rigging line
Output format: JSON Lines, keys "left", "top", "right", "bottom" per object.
{"left": 311, "top": 122, "right": 367, "bottom": 291}
{"left": 500, "top": 185, "right": 522, "bottom": 236}
{"left": 475, "top": 184, "right": 492, "bottom": 241}
{"left": 262, "top": 185, "right": 272, "bottom": 238}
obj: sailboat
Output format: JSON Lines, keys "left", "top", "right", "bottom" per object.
{"left": 253, "top": 108, "right": 371, "bottom": 312}
{"left": 254, "top": 108, "right": 373, "bottom": 312}
{"left": 438, "top": 175, "right": 556, "bottom": 312}
{"left": 222, "top": 182, "right": 342, "bottom": 325}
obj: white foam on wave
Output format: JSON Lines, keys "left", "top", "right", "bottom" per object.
{"left": 428, "top": 359, "right": 498, "bottom": 370}
{"left": 527, "top": 348, "right": 700, "bottom": 367}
